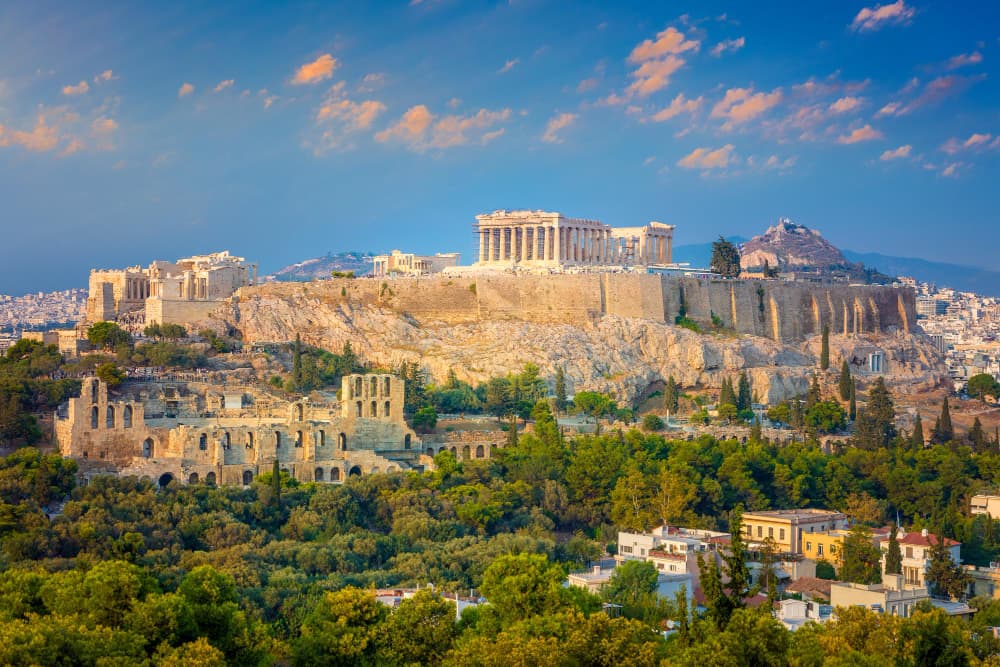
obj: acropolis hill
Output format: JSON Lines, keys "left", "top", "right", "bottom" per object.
{"left": 216, "top": 273, "right": 944, "bottom": 405}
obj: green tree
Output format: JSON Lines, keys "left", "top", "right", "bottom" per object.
{"left": 479, "top": 553, "right": 566, "bottom": 624}
{"left": 717, "top": 403, "right": 738, "bottom": 423}
{"left": 572, "top": 391, "right": 615, "bottom": 427}
{"left": 839, "top": 524, "right": 882, "bottom": 584}
{"left": 294, "top": 587, "right": 387, "bottom": 666}
{"left": 766, "top": 402, "right": 791, "bottom": 425}
{"left": 698, "top": 507, "right": 756, "bottom": 630}
{"left": 926, "top": 534, "right": 970, "bottom": 600}
{"left": 380, "top": 589, "right": 457, "bottom": 665}
{"left": 710, "top": 236, "right": 741, "bottom": 278}
{"left": 820, "top": 324, "right": 830, "bottom": 370}
{"left": 804, "top": 400, "right": 846, "bottom": 434}
{"left": 271, "top": 459, "right": 281, "bottom": 506}
{"left": 967, "top": 373, "right": 999, "bottom": 403}
{"left": 839, "top": 359, "right": 852, "bottom": 401}
{"left": 969, "top": 417, "right": 987, "bottom": 451}
{"left": 719, "top": 378, "right": 736, "bottom": 410}
{"left": 933, "top": 396, "right": 954, "bottom": 444}
{"left": 737, "top": 372, "right": 751, "bottom": 412}
{"left": 806, "top": 374, "right": 822, "bottom": 409}
{"left": 554, "top": 367, "right": 567, "bottom": 413}
{"left": 853, "top": 377, "right": 895, "bottom": 449}
{"left": 642, "top": 414, "right": 664, "bottom": 431}
{"left": 885, "top": 525, "right": 902, "bottom": 575}
{"left": 96, "top": 362, "right": 126, "bottom": 388}
{"left": 849, "top": 381, "right": 857, "bottom": 421}
{"left": 911, "top": 413, "right": 925, "bottom": 448}
{"left": 663, "top": 375, "right": 679, "bottom": 414}
{"left": 412, "top": 406, "right": 438, "bottom": 433}
{"left": 87, "top": 321, "right": 131, "bottom": 350}
{"left": 602, "top": 560, "right": 660, "bottom": 620}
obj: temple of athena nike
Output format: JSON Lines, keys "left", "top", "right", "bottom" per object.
{"left": 473, "top": 210, "right": 674, "bottom": 270}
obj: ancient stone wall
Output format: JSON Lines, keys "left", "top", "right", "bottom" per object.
{"left": 236, "top": 274, "right": 915, "bottom": 343}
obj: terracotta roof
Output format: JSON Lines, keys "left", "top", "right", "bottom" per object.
{"left": 882, "top": 532, "right": 960, "bottom": 548}
{"left": 785, "top": 577, "right": 834, "bottom": 598}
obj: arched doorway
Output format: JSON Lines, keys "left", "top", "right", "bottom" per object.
{"left": 242, "top": 470, "right": 253, "bottom": 485}
{"left": 348, "top": 465, "right": 362, "bottom": 477}
{"left": 158, "top": 473, "right": 174, "bottom": 488}
{"left": 384, "top": 401, "right": 391, "bottom": 417}
{"left": 90, "top": 406, "right": 98, "bottom": 429}
{"left": 296, "top": 404, "right": 304, "bottom": 421}
{"left": 370, "top": 466, "right": 379, "bottom": 474}
{"left": 106, "top": 406, "right": 115, "bottom": 429}
{"left": 189, "top": 472, "right": 199, "bottom": 484}
{"left": 123, "top": 405, "right": 132, "bottom": 428}
{"left": 339, "top": 433, "right": 347, "bottom": 451}
{"left": 315, "top": 467, "right": 324, "bottom": 481}
{"left": 476, "top": 444, "right": 485, "bottom": 458}
{"left": 205, "top": 472, "right": 216, "bottom": 485}
{"left": 331, "top": 467, "right": 341, "bottom": 481}
{"left": 426, "top": 447, "right": 434, "bottom": 456}
{"left": 404, "top": 434, "right": 412, "bottom": 449}
{"left": 199, "top": 433, "right": 208, "bottom": 450}
{"left": 142, "top": 438, "right": 153, "bottom": 459}
{"left": 462, "top": 445, "right": 470, "bottom": 460}
{"left": 295, "top": 431, "right": 303, "bottom": 447}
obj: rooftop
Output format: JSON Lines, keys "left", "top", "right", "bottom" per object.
{"left": 743, "top": 508, "right": 847, "bottom": 522}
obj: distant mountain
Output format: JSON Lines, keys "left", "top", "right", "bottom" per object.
{"left": 739, "top": 219, "right": 846, "bottom": 271}
{"left": 842, "top": 251, "right": 1000, "bottom": 297}
{"left": 269, "top": 252, "right": 374, "bottom": 281}
{"left": 672, "top": 236, "right": 747, "bottom": 268}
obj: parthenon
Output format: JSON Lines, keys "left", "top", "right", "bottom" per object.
{"left": 473, "top": 210, "right": 674, "bottom": 269}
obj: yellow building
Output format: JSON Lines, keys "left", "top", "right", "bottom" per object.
{"left": 742, "top": 509, "right": 849, "bottom": 555}
{"left": 802, "top": 529, "right": 848, "bottom": 567}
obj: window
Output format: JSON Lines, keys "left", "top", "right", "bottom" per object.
{"left": 831, "top": 544, "right": 837, "bottom": 553}
{"left": 621, "top": 545, "right": 633, "bottom": 554}
{"left": 768, "top": 527, "right": 774, "bottom": 538}
{"left": 757, "top": 526, "right": 763, "bottom": 537}
{"left": 817, "top": 545, "right": 824, "bottom": 556}
{"left": 905, "top": 547, "right": 913, "bottom": 558}
{"left": 806, "top": 541, "right": 812, "bottom": 551}
{"left": 199, "top": 433, "right": 207, "bottom": 450}
{"left": 779, "top": 528, "right": 785, "bottom": 541}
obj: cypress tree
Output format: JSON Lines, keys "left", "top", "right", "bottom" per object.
{"left": 554, "top": 367, "right": 567, "bottom": 413}
{"left": 911, "top": 412, "right": 925, "bottom": 448}
{"left": 719, "top": 378, "right": 736, "bottom": 408}
{"left": 820, "top": 324, "right": 830, "bottom": 370}
{"left": 807, "top": 374, "right": 821, "bottom": 409}
{"left": 885, "top": 525, "right": 902, "bottom": 575}
{"left": 849, "top": 382, "right": 857, "bottom": 421}
{"left": 271, "top": 459, "right": 281, "bottom": 505}
{"left": 970, "top": 417, "right": 986, "bottom": 451}
{"left": 838, "top": 360, "right": 852, "bottom": 401}
{"left": 664, "top": 375, "right": 680, "bottom": 414}
{"left": 737, "top": 372, "right": 752, "bottom": 412}
{"left": 292, "top": 334, "right": 303, "bottom": 390}
{"left": 935, "top": 396, "right": 954, "bottom": 443}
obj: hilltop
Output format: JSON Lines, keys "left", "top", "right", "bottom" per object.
{"left": 740, "top": 219, "right": 847, "bottom": 271}
{"left": 268, "top": 251, "right": 374, "bottom": 281}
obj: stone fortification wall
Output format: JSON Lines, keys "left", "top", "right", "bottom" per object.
{"left": 237, "top": 274, "right": 914, "bottom": 343}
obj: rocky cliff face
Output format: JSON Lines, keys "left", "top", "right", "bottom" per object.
{"left": 740, "top": 219, "right": 847, "bottom": 270}
{"left": 217, "top": 286, "right": 945, "bottom": 405}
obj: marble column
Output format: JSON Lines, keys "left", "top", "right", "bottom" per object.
{"left": 479, "top": 230, "right": 486, "bottom": 263}
{"left": 521, "top": 226, "right": 530, "bottom": 263}
{"left": 486, "top": 228, "right": 494, "bottom": 262}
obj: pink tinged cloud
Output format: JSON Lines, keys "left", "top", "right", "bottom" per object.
{"left": 837, "top": 124, "right": 883, "bottom": 144}
{"left": 375, "top": 105, "right": 435, "bottom": 143}
{"left": 541, "top": 112, "right": 578, "bottom": 143}
{"left": 850, "top": 0, "right": 915, "bottom": 31}
{"left": 62, "top": 80, "right": 89, "bottom": 96}
{"left": 316, "top": 99, "right": 387, "bottom": 129}
{"left": 292, "top": 54, "right": 338, "bottom": 85}
{"left": 577, "top": 77, "right": 599, "bottom": 93}
{"left": 941, "top": 133, "right": 994, "bottom": 154}
{"left": 711, "top": 87, "right": 783, "bottom": 128}
{"left": 213, "top": 79, "right": 234, "bottom": 92}
{"left": 650, "top": 93, "right": 703, "bottom": 122}
{"left": 875, "top": 101, "right": 900, "bottom": 117}
{"left": 879, "top": 145, "right": 911, "bottom": 160}
{"left": 941, "top": 163, "right": 961, "bottom": 177}
{"left": 94, "top": 70, "right": 115, "bottom": 83}
{"left": 626, "top": 55, "right": 686, "bottom": 97}
{"left": 375, "top": 105, "right": 509, "bottom": 150}
{"left": 1, "top": 114, "right": 60, "bottom": 152}
{"left": 629, "top": 27, "right": 700, "bottom": 62}
{"left": 710, "top": 37, "right": 745, "bottom": 57}
{"left": 829, "top": 96, "right": 863, "bottom": 114}
{"left": 945, "top": 52, "right": 983, "bottom": 70}
{"left": 677, "top": 144, "right": 735, "bottom": 170}
{"left": 899, "top": 75, "right": 984, "bottom": 114}
{"left": 498, "top": 59, "right": 520, "bottom": 74}
{"left": 178, "top": 83, "right": 195, "bottom": 98}
{"left": 59, "top": 139, "right": 85, "bottom": 157}
{"left": 91, "top": 117, "right": 118, "bottom": 134}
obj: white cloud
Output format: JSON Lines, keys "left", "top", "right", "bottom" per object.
{"left": 710, "top": 37, "right": 745, "bottom": 57}
{"left": 498, "top": 58, "right": 520, "bottom": 74}
{"left": 62, "top": 80, "right": 89, "bottom": 96}
{"left": 677, "top": 144, "right": 735, "bottom": 170}
{"left": 178, "top": 83, "right": 195, "bottom": 98}
{"left": 711, "top": 87, "right": 783, "bottom": 129}
{"left": 879, "top": 145, "right": 911, "bottom": 160}
{"left": 850, "top": 0, "right": 915, "bottom": 31}
{"left": 541, "top": 112, "right": 578, "bottom": 143}
{"left": 829, "top": 96, "right": 863, "bottom": 114}
{"left": 93, "top": 70, "right": 117, "bottom": 84}
{"left": 375, "top": 105, "right": 511, "bottom": 151}
{"left": 945, "top": 52, "right": 983, "bottom": 70}
{"left": 213, "top": 79, "right": 235, "bottom": 93}
{"left": 941, "top": 133, "right": 994, "bottom": 154}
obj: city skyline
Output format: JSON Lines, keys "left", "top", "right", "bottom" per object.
{"left": 1, "top": 0, "right": 998, "bottom": 294}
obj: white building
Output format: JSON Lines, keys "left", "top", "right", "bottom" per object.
{"left": 877, "top": 528, "right": 961, "bottom": 588}
{"left": 371, "top": 250, "right": 461, "bottom": 277}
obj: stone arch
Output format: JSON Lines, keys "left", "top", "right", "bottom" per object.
{"left": 91, "top": 379, "right": 99, "bottom": 402}
{"left": 339, "top": 432, "right": 347, "bottom": 451}
{"left": 206, "top": 472, "right": 216, "bottom": 485}
{"left": 90, "top": 406, "right": 99, "bottom": 429}
{"left": 426, "top": 447, "right": 435, "bottom": 456}
{"left": 462, "top": 445, "right": 471, "bottom": 459}
{"left": 404, "top": 433, "right": 412, "bottom": 449}
{"left": 158, "top": 473, "right": 174, "bottom": 488}
{"left": 370, "top": 466, "right": 379, "bottom": 474}
{"left": 854, "top": 299, "right": 865, "bottom": 334}
{"left": 356, "top": 401, "right": 362, "bottom": 417}
{"left": 370, "top": 400, "right": 377, "bottom": 417}
{"left": 295, "top": 430, "right": 303, "bottom": 447}
{"left": 370, "top": 376, "right": 378, "bottom": 395}
{"left": 348, "top": 465, "right": 362, "bottom": 477}
{"left": 354, "top": 376, "right": 362, "bottom": 396}
{"left": 189, "top": 472, "right": 199, "bottom": 484}
{"left": 123, "top": 405, "right": 133, "bottom": 428}
{"left": 242, "top": 470, "right": 253, "bottom": 485}
{"left": 384, "top": 401, "right": 391, "bottom": 417}
{"left": 296, "top": 403, "right": 304, "bottom": 422}
{"left": 275, "top": 431, "right": 282, "bottom": 448}
{"left": 247, "top": 432, "right": 255, "bottom": 448}
{"left": 315, "top": 467, "right": 324, "bottom": 482}
{"left": 450, "top": 446, "right": 457, "bottom": 456}
{"left": 199, "top": 433, "right": 207, "bottom": 450}
{"left": 331, "top": 467, "right": 341, "bottom": 481}
{"left": 868, "top": 297, "right": 881, "bottom": 333}
{"left": 106, "top": 405, "right": 115, "bottom": 429}
{"left": 223, "top": 432, "right": 230, "bottom": 447}
{"left": 383, "top": 377, "right": 391, "bottom": 395}
{"left": 317, "top": 430, "right": 325, "bottom": 447}
{"left": 142, "top": 438, "right": 153, "bottom": 458}
{"left": 386, "top": 465, "right": 395, "bottom": 473}
{"left": 476, "top": 444, "right": 485, "bottom": 458}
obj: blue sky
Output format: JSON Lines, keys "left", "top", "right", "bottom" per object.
{"left": 0, "top": 0, "right": 997, "bottom": 294}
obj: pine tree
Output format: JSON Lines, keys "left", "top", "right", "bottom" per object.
{"left": 911, "top": 413, "right": 925, "bottom": 448}
{"left": 737, "top": 372, "right": 751, "bottom": 412}
{"left": 820, "top": 324, "right": 830, "bottom": 370}
{"left": 849, "top": 382, "right": 857, "bottom": 421}
{"left": 969, "top": 417, "right": 986, "bottom": 451}
{"left": 807, "top": 374, "right": 822, "bottom": 409}
{"left": 664, "top": 375, "right": 680, "bottom": 414}
{"left": 885, "top": 525, "right": 902, "bottom": 575}
{"left": 934, "top": 396, "right": 954, "bottom": 443}
{"left": 554, "top": 367, "right": 567, "bottom": 413}
{"left": 853, "top": 378, "right": 895, "bottom": 450}
{"left": 839, "top": 360, "right": 852, "bottom": 401}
